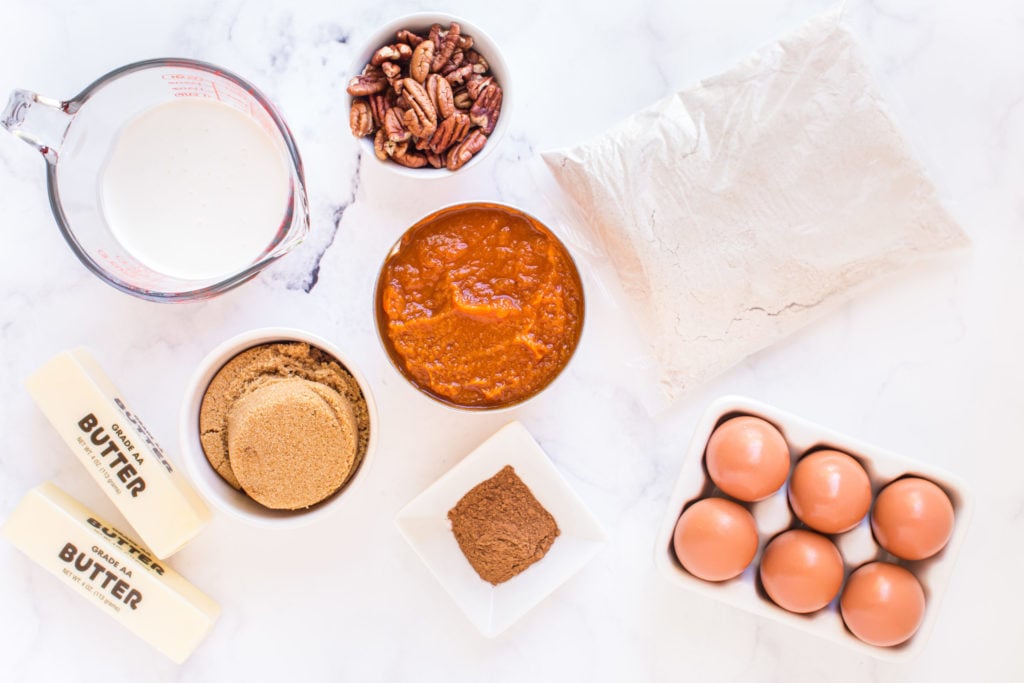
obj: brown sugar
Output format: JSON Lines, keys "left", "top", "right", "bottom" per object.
{"left": 227, "top": 378, "right": 358, "bottom": 509}
{"left": 198, "top": 342, "right": 370, "bottom": 509}
{"left": 448, "top": 465, "right": 560, "bottom": 585}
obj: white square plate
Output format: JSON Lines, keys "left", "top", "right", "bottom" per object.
{"left": 396, "top": 421, "right": 607, "bottom": 637}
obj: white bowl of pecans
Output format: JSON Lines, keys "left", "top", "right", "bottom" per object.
{"left": 346, "top": 13, "right": 510, "bottom": 177}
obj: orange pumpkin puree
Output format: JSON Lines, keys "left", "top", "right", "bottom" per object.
{"left": 376, "top": 203, "right": 584, "bottom": 408}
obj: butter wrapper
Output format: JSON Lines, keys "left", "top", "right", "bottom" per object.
{"left": 2, "top": 482, "right": 219, "bottom": 663}
{"left": 27, "top": 349, "right": 210, "bottom": 558}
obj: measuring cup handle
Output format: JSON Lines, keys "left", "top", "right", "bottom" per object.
{"left": 2, "top": 90, "right": 73, "bottom": 164}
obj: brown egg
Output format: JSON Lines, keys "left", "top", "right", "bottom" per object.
{"left": 705, "top": 416, "right": 790, "bottom": 502}
{"left": 759, "top": 529, "right": 844, "bottom": 613}
{"left": 672, "top": 498, "right": 759, "bottom": 582}
{"left": 788, "top": 450, "right": 872, "bottom": 534}
{"left": 872, "top": 477, "right": 954, "bottom": 560}
{"left": 841, "top": 562, "right": 926, "bottom": 647}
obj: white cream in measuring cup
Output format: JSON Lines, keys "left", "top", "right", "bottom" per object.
{"left": 100, "top": 99, "right": 291, "bottom": 280}
{"left": 1, "top": 59, "right": 309, "bottom": 301}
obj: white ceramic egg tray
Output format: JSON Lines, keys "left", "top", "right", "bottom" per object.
{"left": 654, "top": 395, "right": 974, "bottom": 662}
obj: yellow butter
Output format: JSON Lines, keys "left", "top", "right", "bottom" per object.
{"left": 2, "top": 483, "right": 219, "bottom": 664}
{"left": 26, "top": 349, "right": 210, "bottom": 558}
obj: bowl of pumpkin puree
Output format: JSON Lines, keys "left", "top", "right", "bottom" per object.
{"left": 375, "top": 202, "right": 585, "bottom": 409}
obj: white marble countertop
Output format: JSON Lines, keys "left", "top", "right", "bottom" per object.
{"left": 1, "top": 0, "right": 1022, "bottom": 681}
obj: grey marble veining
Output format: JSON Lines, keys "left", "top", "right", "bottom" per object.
{"left": 0, "top": 0, "right": 1022, "bottom": 681}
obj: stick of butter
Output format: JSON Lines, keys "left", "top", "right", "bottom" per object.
{"left": 26, "top": 349, "right": 210, "bottom": 559}
{"left": 2, "top": 482, "right": 220, "bottom": 663}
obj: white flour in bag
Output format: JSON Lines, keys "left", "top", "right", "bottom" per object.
{"left": 543, "top": 11, "right": 968, "bottom": 399}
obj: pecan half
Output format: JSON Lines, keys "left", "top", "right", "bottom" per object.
{"left": 470, "top": 83, "right": 502, "bottom": 135}
{"left": 445, "top": 129, "right": 487, "bottom": 171}
{"left": 445, "top": 64, "right": 474, "bottom": 86}
{"left": 428, "top": 112, "right": 471, "bottom": 154}
{"left": 349, "top": 99, "right": 373, "bottom": 137}
{"left": 373, "top": 129, "right": 388, "bottom": 160}
{"left": 413, "top": 134, "right": 432, "bottom": 151}
{"left": 347, "top": 66, "right": 387, "bottom": 96}
{"left": 381, "top": 61, "right": 402, "bottom": 87}
{"left": 384, "top": 138, "right": 408, "bottom": 159}
{"left": 426, "top": 74, "right": 455, "bottom": 120}
{"left": 453, "top": 88, "right": 472, "bottom": 110}
{"left": 410, "top": 40, "right": 435, "bottom": 83}
{"left": 457, "top": 35, "right": 474, "bottom": 50}
{"left": 384, "top": 107, "right": 410, "bottom": 142}
{"left": 466, "top": 50, "right": 489, "bottom": 74}
{"left": 401, "top": 78, "right": 437, "bottom": 139}
{"left": 369, "top": 93, "right": 391, "bottom": 127}
{"left": 440, "top": 50, "right": 464, "bottom": 76}
{"left": 396, "top": 29, "right": 424, "bottom": 47}
{"left": 431, "top": 22, "right": 461, "bottom": 72}
{"left": 403, "top": 108, "right": 435, "bottom": 140}
{"left": 370, "top": 43, "right": 411, "bottom": 66}
{"left": 428, "top": 23, "right": 442, "bottom": 47}
{"left": 426, "top": 150, "right": 444, "bottom": 168}
{"left": 466, "top": 74, "right": 492, "bottom": 100}
{"left": 393, "top": 148, "right": 428, "bottom": 168}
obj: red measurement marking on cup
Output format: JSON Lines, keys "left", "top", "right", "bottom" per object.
{"left": 96, "top": 248, "right": 162, "bottom": 286}
{"left": 162, "top": 73, "right": 220, "bottom": 101}
{"left": 158, "top": 72, "right": 282, "bottom": 160}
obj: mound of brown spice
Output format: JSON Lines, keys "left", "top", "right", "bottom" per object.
{"left": 447, "top": 465, "right": 560, "bottom": 585}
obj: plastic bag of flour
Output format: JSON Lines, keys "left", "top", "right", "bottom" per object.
{"left": 542, "top": 9, "right": 968, "bottom": 401}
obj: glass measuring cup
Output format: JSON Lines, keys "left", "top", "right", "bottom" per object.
{"left": 1, "top": 58, "right": 309, "bottom": 302}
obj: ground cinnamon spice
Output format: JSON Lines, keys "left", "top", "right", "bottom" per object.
{"left": 448, "top": 465, "right": 560, "bottom": 585}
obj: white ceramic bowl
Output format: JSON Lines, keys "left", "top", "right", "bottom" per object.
{"left": 654, "top": 396, "right": 974, "bottom": 662}
{"left": 179, "top": 327, "right": 379, "bottom": 528}
{"left": 372, "top": 201, "right": 586, "bottom": 411}
{"left": 347, "top": 12, "right": 512, "bottom": 178}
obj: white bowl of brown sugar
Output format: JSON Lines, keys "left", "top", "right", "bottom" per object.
{"left": 179, "top": 328, "right": 378, "bottom": 528}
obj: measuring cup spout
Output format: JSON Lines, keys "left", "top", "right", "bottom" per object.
{"left": 2, "top": 90, "right": 73, "bottom": 164}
